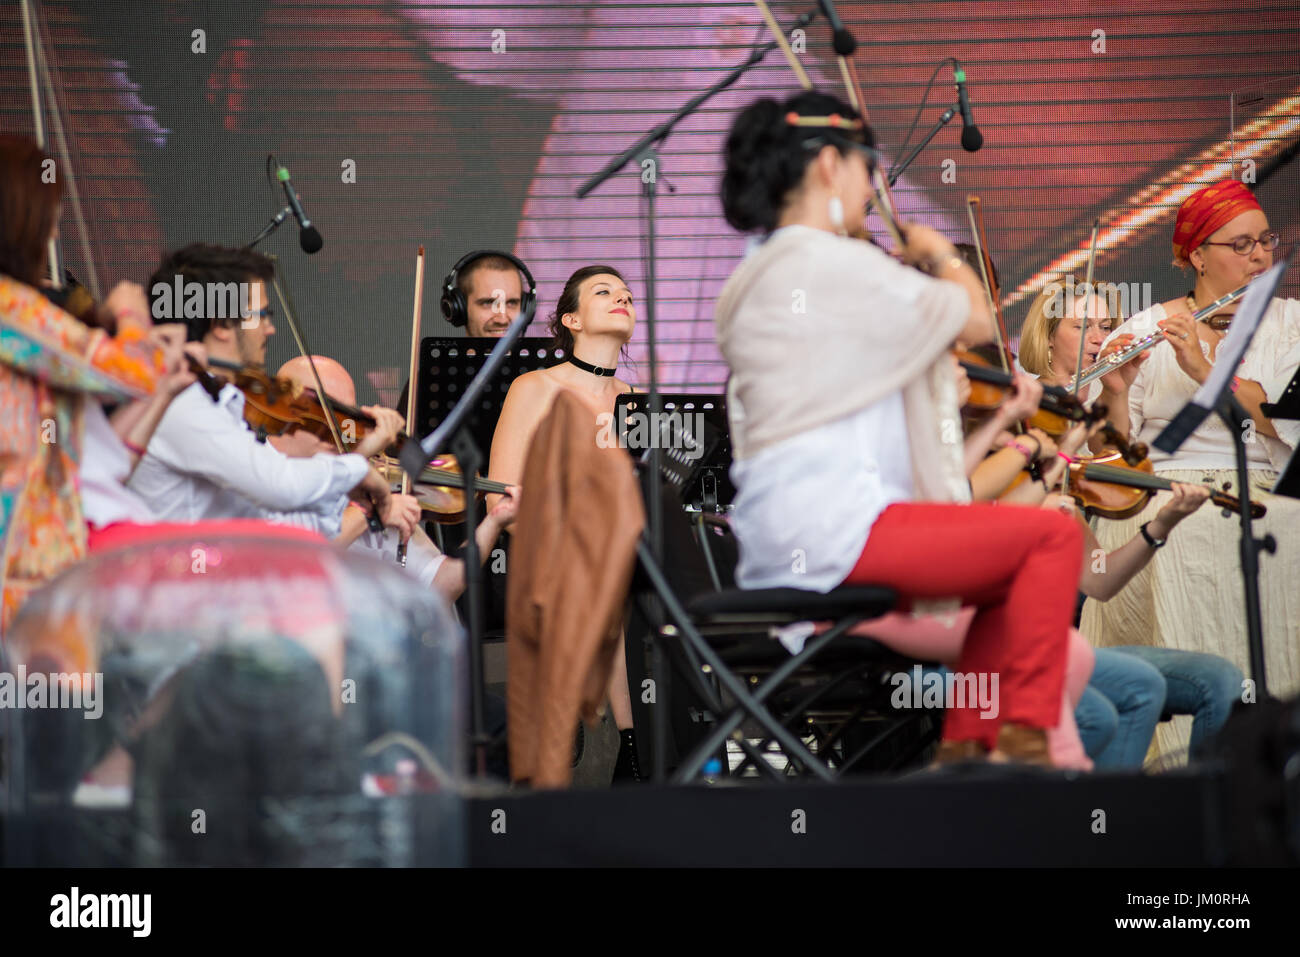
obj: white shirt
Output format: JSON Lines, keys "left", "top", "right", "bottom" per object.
{"left": 80, "top": 398, "right": 157, "bottom": 527}
{"left": 1100, "top": 298, "right": 1300, "bottom": 472}
{"left": 730, "top": 393, "right": 913, "bottom": 592}
{"left": 350, "top": 522, "right": 448, "bottom": 590}
{"left": 128, "top": 381, "right": 370, "bottom": 531}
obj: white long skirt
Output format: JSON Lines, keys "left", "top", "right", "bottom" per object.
{"left": 1079, "top": 467, "right": 1300, "bottom": 759}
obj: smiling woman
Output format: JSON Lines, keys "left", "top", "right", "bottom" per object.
{"left": 488, "top": 263, "right": 644, "bottom": 780}
{"left": 1081, "top": 181, "right": 1300, "bottom": 752}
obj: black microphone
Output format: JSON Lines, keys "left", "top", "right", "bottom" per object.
{"left": 817, "top": 0, "right": 857, "bottom": 57}
{"left": 275, "top": 164, "right": 324, "bottom": 254}
{"left": 953, "top": 62, "right": 983, "bottom": 152}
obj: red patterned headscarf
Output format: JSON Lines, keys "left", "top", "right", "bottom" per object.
{"left": 1172, "top": 179, "right": 1263, "bottom": 264}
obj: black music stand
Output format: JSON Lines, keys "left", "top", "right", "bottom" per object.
{"left": 614, "top": 393, "right": 735, "bottom": 511}
{"left": 1263, "top": 359, "right": 1300, "bottom": 500}
{"left": 412, "top": 337, "right": 564, "bottom": 470}
{"left": 1153, "top": 253, "right": 1293, "bottom": 696}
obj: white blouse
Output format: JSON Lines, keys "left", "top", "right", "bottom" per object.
{"left": 80, "top": 398, "right": 157, "bottom": 527}
{"left": 730, "top": 388, "right": 914, "bottom": 593}
{"left": 1100, "top": 298, "right": 1300, "bottom": 472}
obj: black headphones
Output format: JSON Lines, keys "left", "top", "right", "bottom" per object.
{"left": 439, "top": 249, "right": 537, "bottom": 328}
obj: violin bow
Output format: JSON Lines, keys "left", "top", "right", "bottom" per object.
{"left": 397, "top": 246, "right": 426, "bottom": 566}
{"left": 21, "top": 0, "right": 100, "bottom": 299}
{"left": 964, "top": 195, "right": 1014, "bottom": 375}
{"left": 1060, "top": 220, "right": 1101, "bottom": 498}
{"left": 1072, "top": 218, "right": 1101, "bottom": 398}
{"left": 265, "top": 255, "right": 384, "bottom": 533}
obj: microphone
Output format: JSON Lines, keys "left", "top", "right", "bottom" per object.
{"left": 275, "top": 164, "right": 324, "bottom": 254}
{"left": 953, "top": 62, "right": 983, "bottom": 152}
{"left": 817, "top": 0, "right": 857, "bottom": 57}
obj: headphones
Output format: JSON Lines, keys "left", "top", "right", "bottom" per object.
{"left": 439, "top": 249, "right": 537, "bottom": 328}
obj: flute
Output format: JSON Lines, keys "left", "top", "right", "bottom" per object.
{"left": 1068, "top": 281, "right": 1252, "bottom": 391}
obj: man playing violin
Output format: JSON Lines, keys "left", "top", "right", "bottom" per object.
{"left": 128, "top": 243, "right": 418, "bottom": 542}
{"left": 274, "top": 354, "right": 519, "bottom": 604}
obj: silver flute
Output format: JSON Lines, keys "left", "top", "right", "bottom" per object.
{"left": 1068, "top": 281, "right": 1252, "bottom": 391}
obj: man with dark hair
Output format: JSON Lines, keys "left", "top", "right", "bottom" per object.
{"left": 129, "top": 243, "right": 420, "bottom": 541}
{"left": 451, "top": 253, "right": 528, "bottom": 338}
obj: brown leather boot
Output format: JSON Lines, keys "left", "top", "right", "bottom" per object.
{"left": 990, "top": 723, "right": 1052, "bottom": 767}
{"left": 930, "top": 738, "right": 988, "bottom": 767}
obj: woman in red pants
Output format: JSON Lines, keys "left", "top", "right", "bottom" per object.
{"left": 715, "top": 91, "right": 1083, "bottom": 764}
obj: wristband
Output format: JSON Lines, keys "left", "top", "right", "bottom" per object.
{"left": 1008, "top": 440, "right": 1036, "bottom": 460}
{"left": 1057, "top": 452, "right": 1076, "bottom": 464}
{"left": 1139, "top": 521, "right": 1167, "bottom": 550}
{"left": 122, "top": 438, "right": 148, "bottom": 458}
{"left": 1229, "top": 376, "right": 1241, "bottom": 393}
{"left": 929, "top": 254, "right": 966, "bottom": 274}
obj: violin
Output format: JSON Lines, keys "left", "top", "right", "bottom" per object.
{"left": 957, "top": 348, "right": 1148, "bottom": 466}
{"left": 1064, "top": 452, "right": 1264, "bottom": 520}
{"left": 205, "top": 358, "right": 408, "bottom": 455}
{"left": 371, "top": 453, "right": 512, "bottom": 525}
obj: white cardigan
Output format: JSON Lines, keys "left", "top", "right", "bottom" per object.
{"left": 715, "top": 226, "right": 973, "bottom": 505}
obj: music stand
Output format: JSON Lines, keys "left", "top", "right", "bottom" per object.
{"left": 1153, "top": 252, "right": 1294, "bottom": 696}
{"left": 1262, "top": 357, "right": 1300, "bottom": 500}
{"left": 413, "top": 337, "right": 564, "bottom": 470}
{"left": 614, "top": 393, "right": 735, "bottom": 511}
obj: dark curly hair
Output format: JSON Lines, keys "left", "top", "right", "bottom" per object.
{"left": 721, "top": 91, "right": 875, "bottom": 234}
{"left": 148, "top": 242, "right": 276, "bottom": 343}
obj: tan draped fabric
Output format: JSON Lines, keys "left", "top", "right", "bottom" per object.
{"left": 506, "top": 389, "right": 645, "bottom": 788}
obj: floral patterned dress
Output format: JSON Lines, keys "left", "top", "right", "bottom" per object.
{"left": 0, "top": 276, "right": 160, "bottom": 634}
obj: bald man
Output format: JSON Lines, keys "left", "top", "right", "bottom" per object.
{"left": 275, "top": 356, "right": 518, "bottom": 605}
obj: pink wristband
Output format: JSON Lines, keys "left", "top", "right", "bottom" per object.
{"left": 1057, "top": 452, "right": 1076, "bottom": 464}
{"left": 122, "top": 438, "right": 147, "bottom": 457}
{"left": 1009, "top": 440, "right": 1036, "bottom": 460}
{"left": 1230, "top": 376, "right": 1241, "bottom": 393}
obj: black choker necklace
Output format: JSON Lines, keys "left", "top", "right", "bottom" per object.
{"left": 568, "top": 354, "right": 616, "bottom": 377}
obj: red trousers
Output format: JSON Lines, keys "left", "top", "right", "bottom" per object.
{"left": 843, "top": 502, "right": 1082, "bottom": 748}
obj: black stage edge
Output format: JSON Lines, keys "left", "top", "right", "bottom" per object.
{"left": 469, "top": 770, "right": 1227, "bottom": 867}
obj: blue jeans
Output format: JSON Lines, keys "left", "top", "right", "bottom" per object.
{"left": 1076, "top": 649, "right": 1165, "bottom": 769}
{"left": 1108, "top": 645, "right": 1243, "bottom": 759}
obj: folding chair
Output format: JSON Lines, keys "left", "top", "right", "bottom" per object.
{"left": 630, "top": 475, "right": 941, "bottom": 784}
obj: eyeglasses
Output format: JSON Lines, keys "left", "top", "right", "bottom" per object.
{"left": 1200, "top": 231, "right": 1281, "bottom": 255}
{"left": 244, "top": 305, "right": 274, "bottom": 322}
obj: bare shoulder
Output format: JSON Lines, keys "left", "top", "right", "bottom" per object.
{"left": 507, "top": 367, "right": 558, "bottom": 398}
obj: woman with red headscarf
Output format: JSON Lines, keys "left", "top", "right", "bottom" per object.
{"left": 1081, "top": 179, "right": 1300, "bottom": 753}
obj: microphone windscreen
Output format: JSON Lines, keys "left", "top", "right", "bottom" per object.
{"left": 832, "top": 28, "right": 857, "bottom": 57}
{"left": 961, "top": 125, "right": 984, "bottom": 153}
{"left": 300, "top": 227, "right": 324, "bottom": 254}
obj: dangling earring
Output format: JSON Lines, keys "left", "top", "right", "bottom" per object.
{"left": 828, "top": 192, "right": 846, "bottom": 236}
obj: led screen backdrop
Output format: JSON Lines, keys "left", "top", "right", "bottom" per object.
{"left": 2, "top": 0, "right": 1298, "bottom": 403}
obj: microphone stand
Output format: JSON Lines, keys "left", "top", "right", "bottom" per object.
{"left": 1217, "top": 394, "right": 1276, "bottom": 695}
{"left": 401, "top": 299, "right": 537, "bottom": 778}
{"left": 575, "top": 4, "right": 821, "bottom": 782}
{"left": 246, "top": 206, "right": 293, "bottom": 250}
{"left": 887, "top": 102, "right": 959, "bottom": 187}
